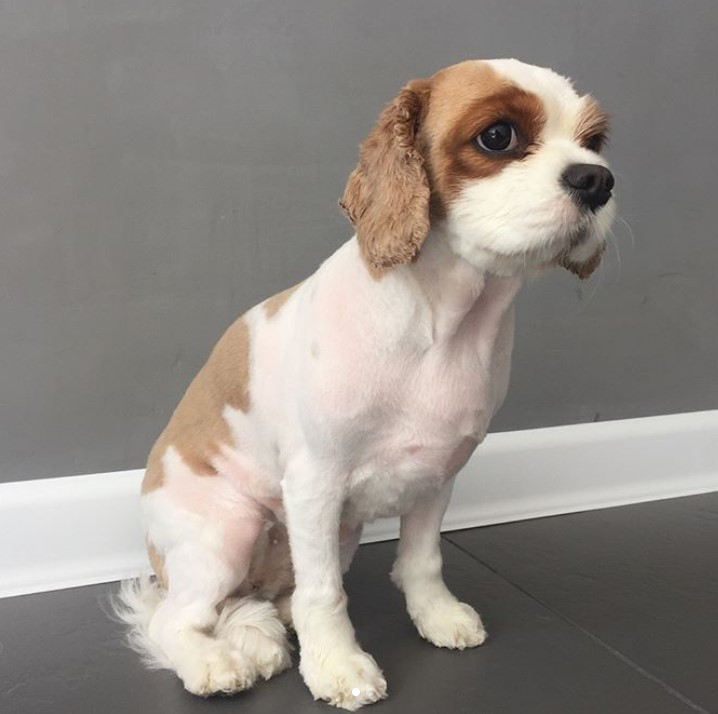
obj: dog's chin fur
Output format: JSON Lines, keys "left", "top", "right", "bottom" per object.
{"left": 442, "top": 148, "right": 615, "bottom": 279}
{"left": 437, "top": 215, "right": 611, "bottom": 281}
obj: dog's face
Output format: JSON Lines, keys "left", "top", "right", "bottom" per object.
{"left": 341, "top": 59, "right": 615, "bottom": 279}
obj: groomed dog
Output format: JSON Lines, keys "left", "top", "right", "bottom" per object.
{"left": 116, "top": 58, "right": 615, "bottom": 710}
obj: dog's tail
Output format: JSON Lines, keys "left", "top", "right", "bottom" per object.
{"left": 111, "top": 576, "right": 291, "bottom": 675}
{"left": 111, "top": 575, "right": 171, "bottom": 669}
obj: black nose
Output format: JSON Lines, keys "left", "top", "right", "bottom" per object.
{"left": 561, "top": 163, "right": 614, "bottom": 211}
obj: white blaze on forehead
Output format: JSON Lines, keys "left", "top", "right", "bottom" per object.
{"left": 484, "top": 58, "right": 587, "bottom": 139}
{"left": 484, "top": 59, "right": 578, "bottom": 100}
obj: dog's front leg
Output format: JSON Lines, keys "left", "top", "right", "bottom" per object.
{"left": 391, "top": 477, "right": 487, "bottom": 649}
{"left": 284, "top": 454, "right": 386, "bottom": 711}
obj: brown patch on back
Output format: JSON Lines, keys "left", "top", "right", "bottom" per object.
{"left": 147, "top": 541, "right": 167, "bottom": 588}
{"left": 263, "top": 281, "right": 302, "bottom": 318}
{"left": 574, "top": 96, "right": 610, "bottom": 152}
{"left": 421, "top": 61, "right": 547, "bottom": 211}
{"left": 141, "top": 315, "right": 252, "bottom": 494}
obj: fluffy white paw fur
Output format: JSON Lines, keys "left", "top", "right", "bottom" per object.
{"left": 300, "top": 648, "right": 388, "bottom": 711}
{"left": 216, "top": 598, "right": 293, "bottom": 682}
{"left": 177, "top": 641, "right": 256, "bottom": 696}
{"left": 410, "top": 599, "right": 487, "bottom": 649}
{"left": 113, "top": 580, "right": 292, "bottom": 697}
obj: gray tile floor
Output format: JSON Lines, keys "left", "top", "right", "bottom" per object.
{"left": 1, "top": 493, "right": 716, "bottom": 714}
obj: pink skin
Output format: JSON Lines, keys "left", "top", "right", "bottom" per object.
{"left": 157, "top": 232, "right": 519, "bottom": 574}
{"left": 159, "top": 449, "right": 267, "bottom": 561}
{"left": 293, "top": 237, "right": 520, "bottom": 472}
{"left": 149, "top": 232, "right": 516, "bottom": 636}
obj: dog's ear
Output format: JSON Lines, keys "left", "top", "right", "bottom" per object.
{"left": 558, "top": 243, "right": 606, "bottom": 280}
{"left": 340, "top": 80, "right": 431, "bottom": 277}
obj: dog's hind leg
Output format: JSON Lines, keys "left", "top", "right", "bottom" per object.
{"left": 147, "top": 539, "right": 259, "bottom": 696}
{"left": 118, "top": 452, "right": 291, "bottom": 695}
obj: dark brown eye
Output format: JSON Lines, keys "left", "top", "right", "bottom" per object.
{"left": 475, "top": 122, "right": 519, "bottom": 153}
{"left": 585, "top": 134, "right": 606, "bottom": 153}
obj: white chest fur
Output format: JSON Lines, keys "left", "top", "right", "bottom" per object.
{"left": 342, "top": 300, "right": 517, "bottom": 523}
{"left": 296, "top": 238, "right": 522, "bottom": 524}
{"left": 227, "top": 237, "right": 522, "bottom": 527}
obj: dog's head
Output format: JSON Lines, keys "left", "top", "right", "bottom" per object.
{"left": 341, "top": 59, "right": 615, "bottom": 279}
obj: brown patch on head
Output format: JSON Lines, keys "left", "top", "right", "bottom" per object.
{"left": 421, "top": 61, "right": 547, "bottom": 213}
{"left": 263, "top": 281, "right": 303, "bottom": 319}
{"left": 141, "top": 315, "right": 251, "bottom": 493}
{"left": 340, "top": 80, "right": 432, "bottom": 278}
{"left": 340, "top": 63, "right": 550, "bottom": 275}
{"left": 574, "top": 96, "right": 610, "bottom": 152}
{"left": 147, "top": 541, "right": 167, "bottom": 588}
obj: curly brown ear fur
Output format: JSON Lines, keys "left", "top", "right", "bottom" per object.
{"left": 340, "top": 80, "right": 431, "bottom": 277}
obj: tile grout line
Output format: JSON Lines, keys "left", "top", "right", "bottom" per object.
{"left": 441, "top": 535, "right": 710, "bottom": 714}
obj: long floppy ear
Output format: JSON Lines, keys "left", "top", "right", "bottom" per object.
{"left": 559, "top": 242, "right": 606, "bottom": 280}
{"left": 340, "top": 80, "right": 431, "bottom": 276}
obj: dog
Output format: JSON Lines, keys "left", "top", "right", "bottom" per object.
{"left": 116, "top": 58, "right": 615, "bottom": 710}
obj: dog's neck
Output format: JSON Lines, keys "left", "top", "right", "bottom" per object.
{"left": 406, "top": 229, "right": 523, "bottom": 343}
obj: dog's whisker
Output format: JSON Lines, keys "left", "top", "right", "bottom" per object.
{"left": 615, "top": 214, "right": 636, "bottom": 251}
{"left": 585, "top": 252, "right": 606, "bottom": 304}
{"left": 605, "top": 230, "right": 621, "bottom": 280}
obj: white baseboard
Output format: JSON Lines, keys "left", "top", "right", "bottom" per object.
{"left": 2, "top": 410, "right": 717, "bottom": 599}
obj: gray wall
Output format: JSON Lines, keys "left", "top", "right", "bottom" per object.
{"left": 1, "top": 1, "right": 716, "bottom": 482}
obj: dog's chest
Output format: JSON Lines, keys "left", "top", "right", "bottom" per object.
{"left": 345, "top": 433, "right": 481, "bottom": 524}
{"left": 342, "top": 336, "right": 509, "bottom": 523}
{"left": 271, "top": 260, "right": 518, "bottom": 523}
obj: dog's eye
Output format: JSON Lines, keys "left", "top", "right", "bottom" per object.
{"left": 475, "top": 122, "right": 519, "bottom": 153}
{"left": 584, "top": 134, "right": 606, "bottom": 153}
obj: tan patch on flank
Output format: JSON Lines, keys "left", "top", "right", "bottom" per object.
{"left": 147, "top": 541, "right": 167, "bottom": 588}
{"left": 574, "top": 96, "right": 610, "bottom": 152}
{"left": 263, "top": 281, "right": 302, "bottom": 318}
{"left": 141, "top": 315, "right": 251, "bottom": 493}
{"left": 421, "top": 61, "right": 547, "bottom": 211}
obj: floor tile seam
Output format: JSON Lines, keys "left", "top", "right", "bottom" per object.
{"left": 441, "top": 535, "right": 710, "bottom": 714}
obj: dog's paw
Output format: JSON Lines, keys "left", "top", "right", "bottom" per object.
{"left": 179, "top": 642, "right": 256, "bottom": 696}
{"left": 411, "top": 600, "right": 487, "bottom": 650}
{"left": 249, "top": 635, "right": 293, "bottom": 681}
{"left": 300, "top": 648, "right": 387, "bottom": 710}
{"left": 215, "top": 599, "right": 293, "bottom": 682}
